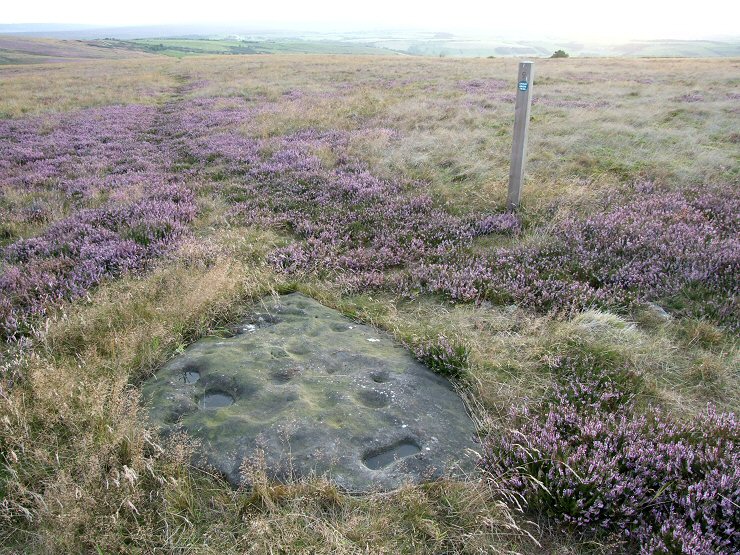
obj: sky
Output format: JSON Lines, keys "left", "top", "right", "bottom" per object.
{"left": 4, "top": 0, "right": 739, "bottom": 41}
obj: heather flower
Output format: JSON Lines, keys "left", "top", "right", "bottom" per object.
{"left": 479, "top": 356, "right": 740, "bottom": 554}
{"left": 458, "top": 79, "right": 508, "bottom": 95}
{"left": 0, "top": 104, "right": 198, "bottom": 339}
{"left": 407, "top": 334, "right": 469, "bottom": 378}
{"left": 2, "top": 93, "right": 737, "bottom": 339}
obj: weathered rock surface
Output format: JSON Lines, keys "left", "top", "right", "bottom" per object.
{"left": 142, "top": 293, "right": 478, "bottom": 491}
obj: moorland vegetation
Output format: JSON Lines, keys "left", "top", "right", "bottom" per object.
{"left": 0, "top": 54, "right": 738, "bottom": 553}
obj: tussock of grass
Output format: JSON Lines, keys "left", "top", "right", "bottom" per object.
{"left": 39, "top": 227, "right": 283, "bottom": 371}
{"left": 319, "top": 294, "right": 737, "bottom": 418}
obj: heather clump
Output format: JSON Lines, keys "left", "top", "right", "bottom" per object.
{"left": 410, "top": 186, "right": 738, "bottom": 326}
{"left": 210, "top": 126, "right": 738, "bottom": 329}
{"left": 676, "top": 93, "right": 704, "bottom": 103}
{"left": 3, "top": 93, "right": 736, "bottom": 342}
{"left": 0, "top": 104, "right": 202, "bottom": 340}
{"left": 179, "top": 102, "right": 736, "bottom": 327}
{"left": 0, "top": 184, "right": 196, "bottom": 338}
{"left": 0, "top": 104, "right": 178, "bottom": 250}
{"left": 408, "top": 334, "right": 470, "bottom": 378}
{"left": 458, "top": 78, "right": 508, "bottom": 95}
{"left": 222, "top": 131, "right": 516, "bottom": 286}
{"left": 0, "top": 105, "right": 168, "bottom": 189}
{"left": 480, "top": 354, "right": 740, "bottom": 554}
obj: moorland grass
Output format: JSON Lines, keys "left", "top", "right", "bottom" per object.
{"left": 0, "top": 53, "right": 738, "bottom": 553}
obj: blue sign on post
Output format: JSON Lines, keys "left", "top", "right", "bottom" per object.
{"left": 508, "top": 60, "right": 534, "bottom": 211}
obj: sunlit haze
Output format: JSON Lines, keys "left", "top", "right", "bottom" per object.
{"left": 5, "top": 0, "right": 739, "bottom": 40}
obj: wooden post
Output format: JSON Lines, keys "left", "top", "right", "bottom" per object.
{"left": 507, "top": 61, "right": 534, "bottom": 211}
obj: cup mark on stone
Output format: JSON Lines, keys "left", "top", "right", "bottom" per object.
{"left": 370, "top": 371, "right": 389, "bottom": 384}
{"left": 329, "top": 322, "right": 349, "bottom": 332}
{"left": 235, "top": 314, "right": 280, "bottom": 335}
{"left": 182, "top": 361, "right": 203, "bottom": 384}
{"left": 356, "top": 389, "right": 390, "bottom": 408}
{"left": 255, "top": 314, "right": 280, "bottom": 327}
{"left": 286, "top": 342, "right": 310, "bottom": 355}
{"left": 270, "top": 365, "right": 302, "bottom": 384}
{"left": 199, "top": 391, "right": 234, "bottom": 409}
{"left": 271, "top": 347, "right": 289, "bottom": 359}
{"left": 324, "top": 363, "right": 342, "bottom": 375}
{"left": 363, "top": 439, "right": 421, "bottom": 470}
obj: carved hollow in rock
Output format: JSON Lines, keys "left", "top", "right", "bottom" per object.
{"left": 142, "top": 293, "right": 477, "bottom": 492}
{"left": 199, "top": 391, "right": 234, "bottom": 409}
{"left": 363, "top": 439, "right": 422, "bottom": 470}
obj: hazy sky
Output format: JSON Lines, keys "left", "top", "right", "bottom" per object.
{"left": 5, "top": 0, "right": 739, "bottom": 40}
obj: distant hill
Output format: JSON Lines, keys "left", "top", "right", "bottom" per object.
{"left": 0, "top": 35, "right": 395, "bottom": 64}
{"left": 1, "top": 27, "right": 738, "bottom": 64}
{"left": 0, "top": 24, "right": 302, "bottom": 40}
{"left": 110, "top": 38, "right": 393, "bottom": 58}
{"left": 0, "top": 23, "right": 102, "bottom": 34}
{"left": 0, "top": 36, "right": 154, "bottom": 64}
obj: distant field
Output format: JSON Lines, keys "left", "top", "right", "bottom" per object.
{"left": 122, "top": 37, "right": 391, "bottom": 57}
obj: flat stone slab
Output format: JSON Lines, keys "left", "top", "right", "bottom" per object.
{"left": 142, "top": 293, "right": 478, "bottom": 491}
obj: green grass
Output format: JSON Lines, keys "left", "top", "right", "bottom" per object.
{"left": 113, "top": 38, "right": 394, "bottom": 58}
